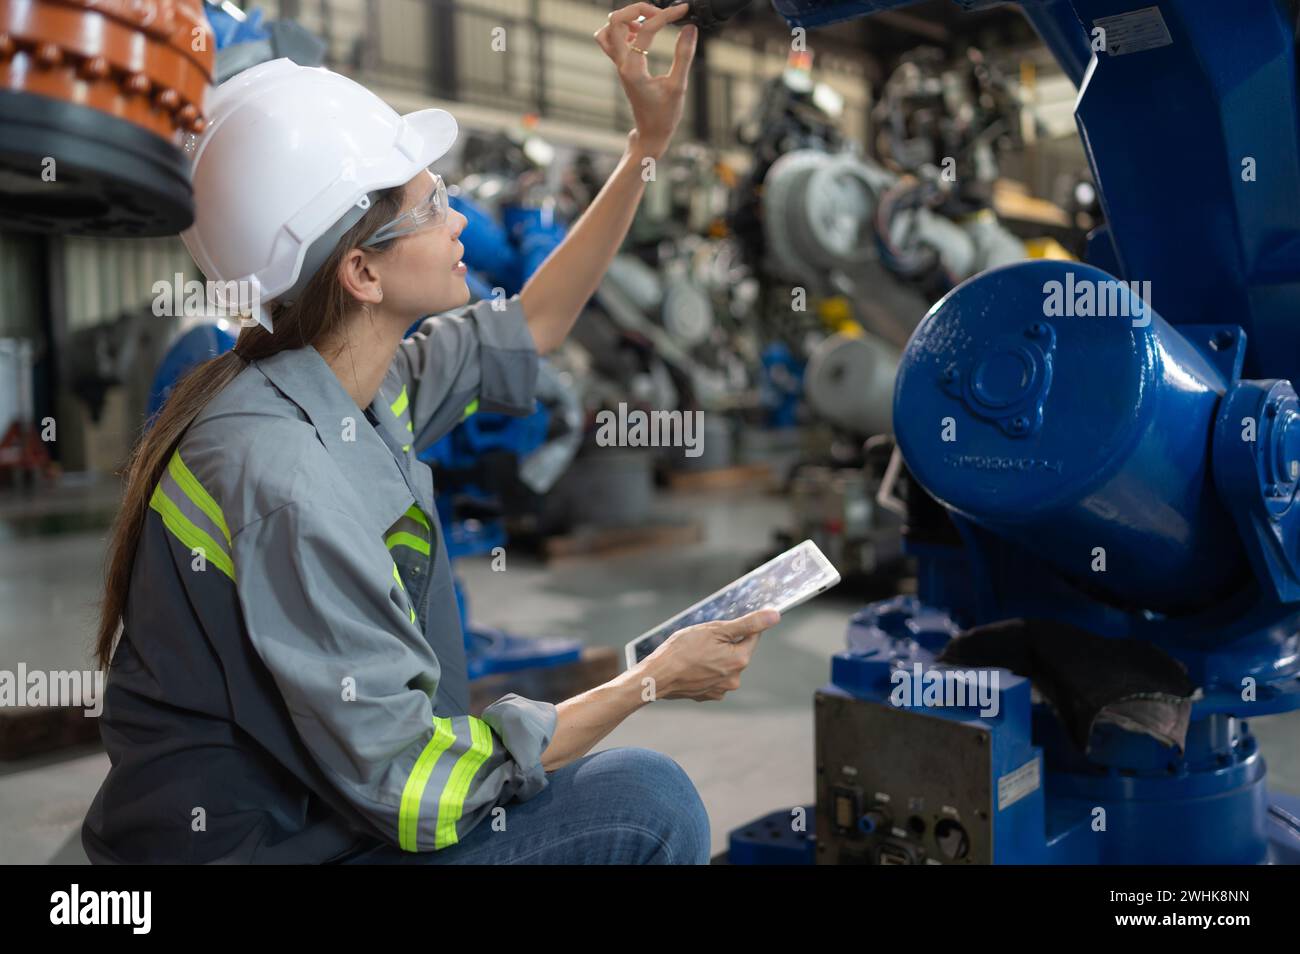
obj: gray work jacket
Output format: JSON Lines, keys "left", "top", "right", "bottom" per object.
{"left": 82, "top": 294, "right": 558, "bottom": 863}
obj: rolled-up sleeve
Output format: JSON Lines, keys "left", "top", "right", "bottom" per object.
{"left": 394, "top": 293, "right": 540, "bottom": 453}
{"left": 231, "top": 499, "right": 558, "bottom": 852}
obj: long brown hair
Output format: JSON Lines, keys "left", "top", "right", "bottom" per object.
{"left": 95, "top": 187, "right": 407, "bottom": 670}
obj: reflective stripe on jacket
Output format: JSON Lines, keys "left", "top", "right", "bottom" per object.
{"left": 82, "top": 294, "right": 558, "bottom": 863}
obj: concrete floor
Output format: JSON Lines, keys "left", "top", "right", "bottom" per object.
{"left": 2, "top": 480, "right": 1299, "bottom": 864}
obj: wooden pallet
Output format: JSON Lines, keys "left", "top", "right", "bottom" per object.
{"left": 666, "top": 462, "right": 774, "bottom": 493}
{"left": 542, "top": 520, "right": 703, "bottom": 560}
{"left": 469, "top": 647, "right": 622, "bottom": 714}
{"left": 0, "top": 705, "right": 101, "bottom": 761}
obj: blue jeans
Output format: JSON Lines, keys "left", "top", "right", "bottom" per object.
{"left": 339, "top": 747, "right": 711, "bottom": 865}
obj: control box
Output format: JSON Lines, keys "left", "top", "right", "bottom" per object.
{"left": 814, "top": 690, "right": 994, "bottom": 864}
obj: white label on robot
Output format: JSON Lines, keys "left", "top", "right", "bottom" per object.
{"left": 996, "top": 757, "right": 1041, "bottom": 811}
{"left": 1094, "top": 7, "right": 1173, "bottom": 56}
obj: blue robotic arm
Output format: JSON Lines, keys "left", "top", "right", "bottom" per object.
{"left": 743, "top": 0, "right": 1300, "bottom": 865}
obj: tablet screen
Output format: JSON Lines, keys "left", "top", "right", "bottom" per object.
{"left": 627, "top": 541, "right": 839, "bottom": 666}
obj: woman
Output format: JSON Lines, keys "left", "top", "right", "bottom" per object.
{"left": 82, "top": 3, "right": 780, "bottom": 865}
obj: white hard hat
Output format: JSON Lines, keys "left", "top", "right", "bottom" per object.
{"left": 180, "top": 59, "right": 458, "bottom": 331}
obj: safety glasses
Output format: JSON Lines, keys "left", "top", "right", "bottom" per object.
{"left": 361, "top": 173, "right": 449, "bottom": 248}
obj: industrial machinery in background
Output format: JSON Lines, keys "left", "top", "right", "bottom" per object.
{"left": 773, "top": 434, "right": 907, "bottom": 589}
{"left": 729, "top": 43, "right": 1040, "bottom": 584}
{"left": 650, "top": 0, "right": 758, "bottom": 30}
{"left": 874, "top": 45, "right": 1026, "bottom": 222}
{"left": 0, "top": 338, "right": 54, "bottom": 484}
{"left": 2, "top": 1, "right": 323, "bottom": 484}
{"left": 606, "top": 138, "right": 770, "bottom": 458}
{"left": 729, "top": 0, "right": 1300, "bottom": 866}
{"left": 51, "top": 0, "right": 328, "bottom": 449}
{"left": 0, "top": 0, "right": 214, "bottom": 236}
{"left": 733, "top": 44, "right": 1035, "bottom": 369}
{"left": 435, "top": 121, "right": 583, "bottom": 541}
{"left": 446, "top": 122, "right": 702, "bottom": 538}
{"left": 529, "top": 133, "right": 776, "bottom": 515}
{"left": 202, "top": 0, "right": 326, "bottom": 83}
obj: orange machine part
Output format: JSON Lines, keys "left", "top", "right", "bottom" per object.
{"left": 0, "top": 0, "right": 215, "bottom": 142}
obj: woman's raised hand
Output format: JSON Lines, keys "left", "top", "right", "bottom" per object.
{"left": 593, "top": 2, "right": 699, "bottom": 159}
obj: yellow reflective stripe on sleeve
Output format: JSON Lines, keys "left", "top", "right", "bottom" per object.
{"left": 461, "top": 398, "right": 479, "bottom": 420}
{"left": 434, "top": 717, "right": 495, "bottom": 849}
{"left": 149, "top": 484, "right": 235, "bottom": 580}
{"left": 391, "top": 564, "right": 417, "bottom": 623}
{"left": 168, "top": 451, "right": 231, "bottom": 545}
{"left": 390, "top": 385, "right": 409, "bottom": 418}
{"left": 386, "top": 531, "right": 431, "bottom": 556}
{"left": 401, "top": 444, "right": 412, "bottom": 454}
{"left": 406, "top": 420, "right": 414, "bottom": 433}
{"left": 405, "top": 505, "right": 430, "bottom": 530}
{"left": 398, "top": 717, "right": 458, "bottom": 852}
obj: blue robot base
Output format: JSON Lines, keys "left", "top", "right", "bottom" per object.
{"left": 728, "top": 794, "right": 1300, "bottom": 865}
{"left": 728, "top": 598, "right": 1300, "bottom": 865}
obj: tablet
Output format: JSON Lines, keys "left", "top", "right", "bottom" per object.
{"left": 624, "top": 540, "right": 841, "bottom": 668}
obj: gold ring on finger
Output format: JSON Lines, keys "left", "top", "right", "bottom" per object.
{"left": 630, "top": 45, "right": 650, "bottom": 55}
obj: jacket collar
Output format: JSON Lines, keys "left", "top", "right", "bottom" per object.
{"left": 369, "top": 372, "right": 414, "bottom": 456}
{"left": 254, "top": 345, "right": 415, "bottom": 537}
